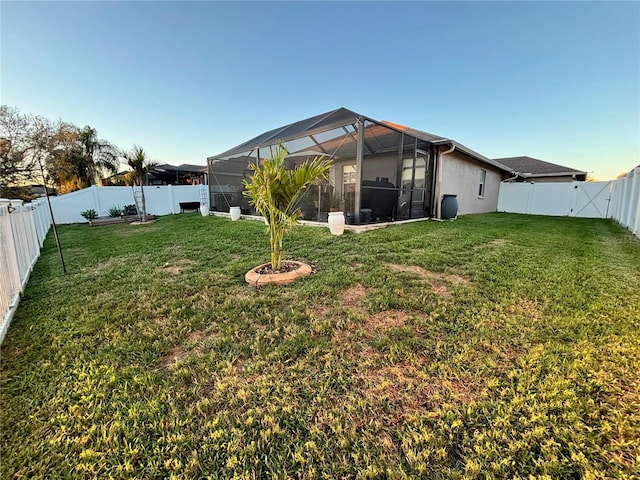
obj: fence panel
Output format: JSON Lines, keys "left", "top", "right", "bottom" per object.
{"left": 0, "top": 202, "right": 52, "bottom": 343}
{"left": 496, "top": 182, "right": 531, "bottom": 214}
{"left": 612, "top": 166, "right": 640, "bottom": 237}
{"left": 529, "top": 183, "right": 574, "bottom": 216}
{"left": 50, "top": 188, "right": 95, "bottom": 224}
{"left": 497, "top": 182, "right": 575, "bottom": 216}
{"left": 498, "top": 167, "right": 640, "bottom": 238}
{"left": 50, "top": 185, "right": 208, "bottom": 223}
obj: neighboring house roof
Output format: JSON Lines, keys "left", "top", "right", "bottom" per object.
{"left": 210, "top": 107, "right": 511, "bottom": 173}
{"left": 494, "top": 156, "right": 587, "bottom": 179}
{"left": 153, "top": 164, "right": 207, "bottom": 173}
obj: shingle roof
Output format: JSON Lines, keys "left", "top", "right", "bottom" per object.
{"left": 153, "top": 164, "right": 207, "bottom": 173}
{"left": 494, "top": 156, "right": 586, "bottom": 176}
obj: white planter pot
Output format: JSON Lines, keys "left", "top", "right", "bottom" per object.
{"left": 200, "top": 204, "right": 209, "bottom": 217}
{"left": 229, "top": 206, "right": 241, "bottom": 221}
{"left": 328, "top": 211, "right": 345, "bottom": 235}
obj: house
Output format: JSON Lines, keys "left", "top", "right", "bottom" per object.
{"left": 147, "top": 164, "right": 208, "bottom": 186}
{"left": 494, "top": 156, "right": 587, "bottom": 183}
{"left": 101, "top": 164, "right": 208, "bottom": 186}
{"left": 207, "top": 108, "right": 511, "bottom": 224}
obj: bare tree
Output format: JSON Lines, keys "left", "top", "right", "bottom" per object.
{"left": 0, "top": 105, "right": 39, "bottom": 197}
{"left": 1, "top": 106, "right": 121, "bottom": 197}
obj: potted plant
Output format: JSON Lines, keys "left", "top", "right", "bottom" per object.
{"left": 329, "top": 191, "right": 342, "bottom": 212}
{"left": 242, "top": 145, "right": 332, "bottom": 285}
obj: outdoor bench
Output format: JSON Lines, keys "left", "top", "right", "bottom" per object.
{"left": 179, "top": 201, "right": 200, "bottom": 213}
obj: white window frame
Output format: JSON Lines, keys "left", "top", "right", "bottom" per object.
{"left": 478, "top": 169, "right": 486, "bottom": 198}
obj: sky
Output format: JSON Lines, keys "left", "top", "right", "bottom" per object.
{"left": 1, "top": 1, "right": 638, "bottom": 181}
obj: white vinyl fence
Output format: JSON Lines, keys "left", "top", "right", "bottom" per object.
{"left": 0, "top": 200, "right": 52, "bottom": 343}
{"left": 497, "top": 166, "right": 640, "bottom": 238}
{"left": 50, "top": 184, "right": 209, "bottom": 224}
{"left": 608, "top": 166, "right": 640, "bottom": 238}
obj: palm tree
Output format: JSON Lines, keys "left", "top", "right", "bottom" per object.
{"left": 78, "top": 126, "right": 119, "bottom": 185}
{"left": 242, "top": 145, "right": 332, "bottom": 271}
{"left": 124, "top": 145, "right": 157, "bottom": 222}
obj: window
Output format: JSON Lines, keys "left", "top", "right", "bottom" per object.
{"left": 478, "top": 169, "right": 486, "bottom": 198}
{"left": 343, "top": 165, "right": 357, "bottom": 212}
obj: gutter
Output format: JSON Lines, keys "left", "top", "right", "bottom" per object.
{"left": 502, "top": 171, "right": 520, "bottom": 182}
{"left": 518, "top": 171, "right": 588, "bottom": 178}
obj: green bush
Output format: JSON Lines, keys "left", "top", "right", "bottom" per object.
{"left": 106, "top": 205, "right": 123, "bottom": 217}
{"left": 79, "top": 208, "right": 97, "bottom": 220}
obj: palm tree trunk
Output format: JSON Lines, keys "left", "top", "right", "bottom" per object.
{"left": 141, "top": 184, "right": 147, "bottom": 222}
{"left": 270, "top": 221, "right": 284, "bottom": 271}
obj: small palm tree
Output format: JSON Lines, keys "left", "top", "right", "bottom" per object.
{"left": 124, "top": 146, "right": 157, "bottom": 222}
{"left": 243, "top": 145, "right": 332, "bottom": 271}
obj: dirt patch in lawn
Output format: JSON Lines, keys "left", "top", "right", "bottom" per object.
{"left": 159, "top": 328, "right": 217, "bottom": 369}
{"left": 85, "top": 257, "right": 127, "bottom": 275}
{"left": 158, "top": 258, "right": 196, "bottom": 275}
{"left": 489, "top": 238, "right": 509, "bottom": 247}
{"left": 356, "top": 360, "right": 481, "bottom": 425}
{"left": 307, "top": 303, "right": 331, "bottom": 318}
{"left": 363, "top": 309, "right": 409, "bottom": 335}
{"left": 387, "top": 263, "right": 469, "bottom": 298}
{"left": 340, "top": 283, "right": 367, "bottom": 310}
{"left": 160, "top": 344, "right": 190, "bottom": 368}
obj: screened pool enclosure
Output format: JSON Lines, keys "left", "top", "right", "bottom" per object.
{"left": 207, "top": 108, "right": 454, "bottom": 224}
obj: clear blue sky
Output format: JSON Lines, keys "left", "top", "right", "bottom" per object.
{"left": 2, "top": 1, "right": 638, "bottom": 180}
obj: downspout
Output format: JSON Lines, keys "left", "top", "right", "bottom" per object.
{"left": 503, "top": 171, "right": 519, "bottom": 182}
{"left": 435, "top": 143, "right": 455, "bottom": 219}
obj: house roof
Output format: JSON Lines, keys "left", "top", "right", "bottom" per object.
{"left": 153, "top": 164, "right": 207, "bottom": 173}
{"left": 210, "top": 107, "right": 511, "bottom": 173}
{"left": 380, "top": 121, "right": 511, "bottom": 173}
{"left": 494, "top": 156, "right": 587, "bottom": 177}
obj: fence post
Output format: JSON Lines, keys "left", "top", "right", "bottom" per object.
{"left": 525, "top": 183, "right": 534, "bottom": 214}
{"left": 91, "top": 185, "right": 102, "bottom": 217}
{"left": 168, "top": 184, "right": 175, "bottom": 214}
{"left": 2, "top": 210, "right": 22, "bottom": 295}
{"left": 630, "top": 169, "right": 640, "bottom": 236}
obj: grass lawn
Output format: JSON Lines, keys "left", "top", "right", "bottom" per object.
{"left": 1, "top": 213, "right": 639, "bottom": 479}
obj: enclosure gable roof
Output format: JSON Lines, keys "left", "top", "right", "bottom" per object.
{"left": 209, "top": 108, "right": 511, "bottom": 173}
{"left": 380, "top": 121, "right": 447, "bottom": 143}
{"left": 211, "top": 107, "right": 365, "bottom": 158}
{"left": 494, "top": 156, "right": 587, "bottom": 176}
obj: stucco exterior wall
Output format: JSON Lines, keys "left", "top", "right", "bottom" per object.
{"left": 440, "top": 150, "right": 503, "bottom": 215}
{"left": 362, "top": 153, "right": 399, "bottom": 186}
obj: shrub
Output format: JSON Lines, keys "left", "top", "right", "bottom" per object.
{"left": 80, "top": 209, "right": 98, "bottom": 221}
{"left": 106, "top": 205, "right": 123, "bottom": 217}
{"left": 122, "top": 204, "right": 138, "bottom": 216}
